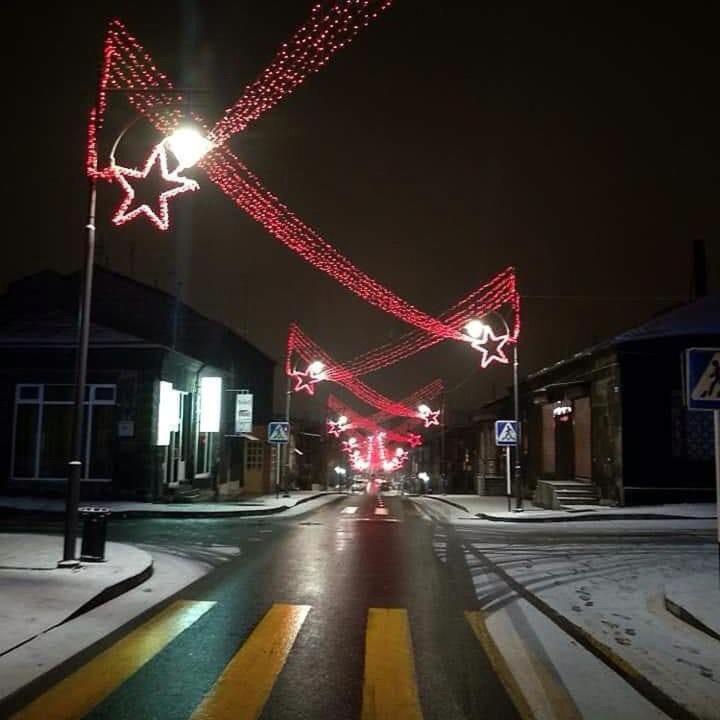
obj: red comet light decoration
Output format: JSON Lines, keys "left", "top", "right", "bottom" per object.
{"left": 86, "top": 15, "right": 521, "bottom": 350}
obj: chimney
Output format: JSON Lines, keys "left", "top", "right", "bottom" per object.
{"left": 691, "top": 237, "right": 708, "bottom": 299}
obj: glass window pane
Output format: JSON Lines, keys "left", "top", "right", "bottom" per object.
{"left": 45, "top": 385, "right": 74, "bottom": 402}
{"left": 90, "top": 405, "right": 114, "bottom": 478}
{"left": 39, "top": 404, "right": 74, "bottom": 477}
{"left": 18, "top": 385, "right": 40, "bottom": 401}
{"left": 94, "top": 386, "right": 116, "bottom": 403}
{"left": 13, "top": 405, "right": 39, "bottom": 477}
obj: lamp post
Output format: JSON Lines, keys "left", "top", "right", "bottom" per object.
{"left": 334, "top": 465, "right": 347, "bottom": 490}
{"left": 283, "top": 359, "right": 325, "bottom": 497}
{"left": 59, "top": 126, "right": 211, "bottom": 566}
{"left": 464, "top": 314, "right": 523, "bottom": 511}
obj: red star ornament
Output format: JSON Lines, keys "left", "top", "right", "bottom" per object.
{"left": 111, "top": 142, "right": 199, "bottom": 231}
{"left": 422, "top": 410, "right": 441, "bottom": 428}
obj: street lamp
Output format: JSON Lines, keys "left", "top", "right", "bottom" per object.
{"left": 60, "top": 123, "right": 212, "bottom": 567}
{"left": 464, "top": 314, "right": 523, "bottom": 510}
{"left": 284, "top": 358, "right": 326, "bottom": 497}
{"left": 166, "top": 127, "right": 214, "bottom": 171}
{"left": 334, "top": 465, "right": 347, "bottom": 489}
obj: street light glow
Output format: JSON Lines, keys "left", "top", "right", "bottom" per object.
{"left": 307, "top": 360, "right": 326, "bottom": 378}
{"left": 338, "top": 415, "right": 348, "bottom": 425}
{"left": 464, "top": 319, "right": 488, "bottom": 340}
{"left": 417, "top": 403, "right": 431, "bottom": 416}
{"left": 166, "top": 127, "right": 213, "bottom": 170}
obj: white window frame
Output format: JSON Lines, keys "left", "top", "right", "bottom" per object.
{"left": 10, "top": 383, "right": 117, "bottom": 482}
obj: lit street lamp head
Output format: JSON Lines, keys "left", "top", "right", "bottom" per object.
{"left": 464, "top": 319, "right": 488, "bottom": 340}
{"left": 165, "top": 127, "right": 214, "bottom": 171}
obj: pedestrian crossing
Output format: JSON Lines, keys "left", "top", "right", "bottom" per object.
{"left": 10, "top": 600, "right": 216, "bottom": 720}
{"left": 9, "top": 603, "right": 516, "bottom": 720}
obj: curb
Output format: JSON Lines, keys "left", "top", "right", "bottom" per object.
{"left": 0, "top": 550, "right": 153, "bottom": 660}
{"left": 0, "top": 492, "right": 346, "bottom": 520}
{"left": 664, "top": 595, "right": 720, "bottom": 643}
{"left": 476, "top": 511, "right": 716, "bottom": 523}
{"left": 409, "top": 495, "right": 470, "bottom": 513}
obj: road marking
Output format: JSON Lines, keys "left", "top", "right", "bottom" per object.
{"left": 468, "top": 608, "right": 583, "bottom": 720}
{"left": 466, "top": 610, "right": 535, "bottom": 720}
{"left": 190, "top": 603, "right": 310, "bottom": 720}
{"left": 11, "top": 600, "right": 215, "bottom": 720}
{"left": 342, "top": 506, "right": 359, "bottom": 514}
{"left": 361, "top": 608, "right": 424, "bottom": 720}
{"left": 374, "top": 508, "right": 389, "bottom": 516}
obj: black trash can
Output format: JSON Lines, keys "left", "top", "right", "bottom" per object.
{"left": 79, "top": 506, "right": 111, "bottom": 562}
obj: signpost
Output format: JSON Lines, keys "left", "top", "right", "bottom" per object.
{"left": 268, "top": 422, "right": 290, "bottom": 498}
{"left": 495, "top": 420, "right": 518, "bottom": 511}
{"left": 684, "top": 348, "right": 720, "bottom": 578}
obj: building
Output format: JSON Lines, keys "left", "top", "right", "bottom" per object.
{"left": 0, "top": 268, "right": 275, "bottom": 500}
{"left": 477, "top": 295, "right": 719, "bottom": 507}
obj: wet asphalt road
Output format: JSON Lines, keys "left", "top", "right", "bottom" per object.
{"left": 6, "top": 491, "right": 521, "bottom": 720}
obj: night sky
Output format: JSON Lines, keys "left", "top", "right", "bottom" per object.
{"left": 4, "top": 1, "right": 719, "bottom": 418}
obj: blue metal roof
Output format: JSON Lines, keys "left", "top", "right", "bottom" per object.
{"left": 614, "top": 294, "right": 720, "bottom": 343}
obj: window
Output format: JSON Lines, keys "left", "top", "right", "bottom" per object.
{"left": 246, "top": 441, "right": 263, "bottom": 471}
{"left": 11, "top": 384, "right": 116, "bottom": 481}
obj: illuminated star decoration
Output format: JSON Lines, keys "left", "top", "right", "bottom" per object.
{"left": 291, "top": 370, "right": 321, "bottom": 395}
{"left": 407, "top": 433, "right": 423, "bottom": 448}
{"left": 469, "top": 326, "right": 511, "bottom": 369}
{"left": 327, "top": 416, "right": 351, "bottom": 437}
{"left": 110, "top": 141, "right": 199, "bottom": 231}
{"left": 417, "top": 406, "right": 441, "bottom": 428}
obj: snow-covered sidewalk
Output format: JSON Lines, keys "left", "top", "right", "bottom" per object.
{"left": 0, "top": 490, "right": 345, "bottom": 518}
{"left": 417, "top": 494, "right": 717, "bottom": 522}
{"left": 0, "top": 533, "right": 152, "bottom": 657}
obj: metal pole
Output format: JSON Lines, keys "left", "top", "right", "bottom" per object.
{"left": 60, "top": 178, "right": 97, "bottom": 566}
{"left": 505, "top": 446, "right": 511, "bottom": 512}
{"left": 714, "top": 409, "right": 719, "bottom": 583}
{"left": 275, "top": 444, "right": 281, "bottom": 500}
{"left": 440, "top": 391, "right": 446, "bottom": 494}
{"left": 283, "top": 370, "right": 291, "bottom": 497}
{"left": 513, "top": 342, "right": 523, "bottom": 510}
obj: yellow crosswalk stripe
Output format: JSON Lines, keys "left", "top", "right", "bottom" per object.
{"left": 190, "top": 603, "right": 311, "bottom": 720}
{"left": 361, "top": 608, "right": 424, "bottom": 720}
{"left": 11, "top": 600, "right": 215, "bottom": 720}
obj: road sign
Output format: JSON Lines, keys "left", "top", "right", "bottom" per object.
{"left": 268, "top": 421, "right": 290, "bottom": 444}
{"left": 685, "top": 348, "right": 720, "bottom": 411}
{"left": 495, "top": 420, "right": 518, "bottom": 446}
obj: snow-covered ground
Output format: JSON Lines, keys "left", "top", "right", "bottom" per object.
{"left": 446, "top": 527, "right": 720, "bottom": 720}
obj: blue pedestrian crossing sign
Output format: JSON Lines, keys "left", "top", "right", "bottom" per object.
{"left": 685, "top": 348, "right": 720, "bottom": 412}
{"left": 495, "top": 420, "right": 518, "bottom": 446}
{"left": 268, "top": 421, "right": 290, "bottom": 444}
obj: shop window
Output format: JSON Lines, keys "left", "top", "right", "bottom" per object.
{"left": 11, "top": 384, "right": 116, "bottom": 480}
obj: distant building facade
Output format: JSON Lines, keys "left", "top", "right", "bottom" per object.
{"left": 477, "top": 296, "right": 719, "bottom": 507}
{"left": 0, "top": 268, "right": 275, "bottom": 500}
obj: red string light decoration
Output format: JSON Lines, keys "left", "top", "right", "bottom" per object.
{"left": 287, "top": 324, "right": 444, "bottom": 419}
{"left": 209, "top": 1, "right": 394, "bottom": 145}
{"left": 87, "top": 19, "right": 522, "bottom": 351}
{"left": 326, "top": 386, "right": 440, "bottom": 445}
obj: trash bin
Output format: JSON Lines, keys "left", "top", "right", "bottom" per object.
{"left": 79, "top": 506, "right": 111, "bottom": 562}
